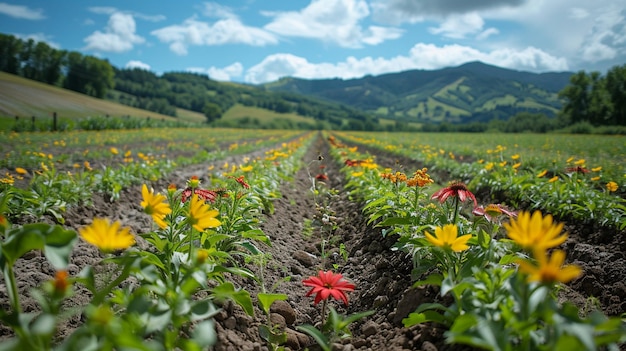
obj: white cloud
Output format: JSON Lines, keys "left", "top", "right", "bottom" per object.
{"left": 579, "top": 9, "right": 626, "bottom": 63}
{"left": 152, "top": 17, "right": 278, "bottom": 55}
{"left": 84, "top": 13, "right": 145, "bottom": 53}
{"left": 244, "top": 43, "right": 569, "bottom": 84}
{"left": 0, "top": 3, "right": 44, "bottom": 20}
{"left": 188, "top": 62, "right": 244, "bottom": 81}
{"left": 125, "top": 60, "right": 151, "bottom": 71}
{"left": 476, "top": 27, "right": 499, "bottom": 40}
{"left": 428, "top": 12, "right": 486, "bottom": 39}
{"left": 263, "top": 0, "right": 402, "bottom": 48}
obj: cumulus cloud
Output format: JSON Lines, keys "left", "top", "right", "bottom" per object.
{"left": 84, "top": 12, "right": 145, "bottom": 52}
{"left": 263, "top": 0, "right": 403, "bottom": 48}
{"left": 371, "top": 0, "right": 526, "bottom": 24}
{"left": 244, "top": 43, "right": 568, "bottom": 84}
{"left": 579, "top": 9, "right": 626, "bottom": 63}
{"left": 188, "top": 62, "right": 244, "bottom": 81}
{"left": 152, "top": 16, "right": 278, "bottom": 55}
{"left": 428, "top": 12, "right": 491, "bottom": 39}
{"left": 0, "top": 3, "right": 45, "bottom": 20}
{"left": 125, "top": 60, "right": 151, "bottom": 71}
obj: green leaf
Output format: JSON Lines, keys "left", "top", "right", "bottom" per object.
{"left": 375, "top": 217, "right": 413, "bottom": 227}
{"left": 211, "top": 282, "right": 254, "bottom": 316}
{"left": 412, "top": 273, "right": 443, "bottom": 288}
{"left": 257, "top": 292, "right": 288, "bottom": 315}
{"left": 190, "top": 300, "right": 218, "bottom": 321}
{"left": 192, "top": 320, "right": 217, "bottom": 347}
{"left": 296, "top": 324, "right": 330, "bottom": 351}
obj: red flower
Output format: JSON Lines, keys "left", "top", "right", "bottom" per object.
{"left": 181, "top": 188, "right": 218, "bottom": 203}
{"left": 345, "top": 159, "right": 365, "bottom": 167}
{"left": 315, "top": 174, "right": 329, "bottom": 181}
{"left": 565, "top": 166, "right": 590, "bottom": 174}
{"left": 473, "top": 204, "right": 517, "bottom": 222}
{"left": 303, "top": 270, "right": 355, "bottom": 305}
{"left": 229, "top": 175, "right": 250, "bottom": 189}
{"left": 431, "top": 181, "right": 477, "bottom": 207}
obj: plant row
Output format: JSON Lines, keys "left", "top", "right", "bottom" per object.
{"left": 325, "top": 132, "right": 626, "bottom": 350}
{"left": 0, "top": 131, "right": 322, "bottom": 350}
{"left": 332, "top": 131, "right": 625, "bottom": 229}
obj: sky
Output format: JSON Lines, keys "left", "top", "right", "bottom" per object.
{"left": 1, "top": 0, "right": 625, "bottom": 84}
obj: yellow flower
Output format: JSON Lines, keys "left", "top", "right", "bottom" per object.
{"left": 110, "top": 147, "right": 119, "bottom": 155}
{"left": 240, "top": 165, "right": 253, "bottom": 172}
{"left": 548, "top": 176, "right": 559, "bottom": 183}
{"left": 512, "top": 162, "right": 521, "bottom": 169}
{"left": 511, "top": 154, "right": 520, "bottom": 160}
{"left": 537, "top": 170, "right": 547, "bottom": 178}
{"left": 187, "top": 194, "right": 221, "bottom": 232}
{"left": 607, "top": 181, "right": 618, "bottom": 192}
{"left": 424, "top": 224, "right": 472, "bottom": 252}
{"left": 351, "top": 171, "right": 364, "bottom": 177}
{"left": 485, "top": 162, "right": 494, "bottom": 171}
{"left": 591, "top": 176, "right": 600, "bottom": 181}
{"left": 504, "top": 211, "right": 567, "bottom": 252}
{"left": 141, "top": 184, "right": 172, "bottom": 229}
{"left": 516, "top": 249, "right": 581, "bottom": 284}
{"left": 79, "top": 218, "right": 135, "bottom": 252}
{"left": 591, "top": 166, "right": 602, "bottom": 172}
{"left": 574, "top": 159, "right": 585, "bottom": 166}
{"left": 14, "top": 167, "right": 27, "bottom": 175}
{"left": 84, "top": 161, "right": 92, "bottom": 171}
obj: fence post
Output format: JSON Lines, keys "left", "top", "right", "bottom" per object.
{"left": 53, "top": 112, "right": 57, "bottom": 131}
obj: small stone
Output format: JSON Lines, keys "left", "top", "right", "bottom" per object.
{"left": 292, "top": 250, "right": 316, "bottom": 267}
{"left": 223, "top": 316, "right": 237, "bottom": 329}
{"left": 270, "top": 300, "right": 297, "bottom": 325}
{"left": 373, "top": 295, "right": 389, "bottom": 308}
{"left": 421, "top": 341, "right": 438, "bottom": 351}
{"left": 269, "top": 313, "right": 286, "bottom": 329}
{"left": 361, "top": 320, "right": 379, "bottom": 337}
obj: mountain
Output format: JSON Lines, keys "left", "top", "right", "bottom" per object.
{"left": 262, "top": 61, "right": 574, "bottom": 123}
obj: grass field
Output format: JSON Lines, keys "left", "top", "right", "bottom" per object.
{"left": 0, "top": 72, "right": 180, "bottom": 122}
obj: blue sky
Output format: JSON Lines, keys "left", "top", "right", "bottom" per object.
{"left": 1, "top": 0, "right": 625, "bottom": 84}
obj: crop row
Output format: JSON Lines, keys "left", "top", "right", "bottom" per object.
{"left": 324, "top": 132, "right": 626, "bottom": 350}
{"left": 332, "top": 131, "right": 626, "bottom": 229}
{"left": 0, "top": 129, "right": 322, "bottom": 350}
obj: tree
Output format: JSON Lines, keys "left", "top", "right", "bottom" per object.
{"left": 203, "top": 102, "right": 222, "bottom": 123}
{"left": 605, "top": 65, "right": 626, "bottom": 125}
{"left": 559, "top": 71, "right": 591, "bottom": 124}
{"left": 0, "top": 34, "right": 23, "bottom": 74}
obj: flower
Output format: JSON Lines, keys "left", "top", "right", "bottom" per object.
{"left": 15, "top": 167, "right": 28, "bottom": 175}
{"left": 503, "top": 211, "right": 567, "bottom": 252}
{"left": 406, "top": 168, "right": 434, "bottom": 187}
{"left": 141, "top": 184, "right": 172, "bottom": 229}
{"left": 607, "top": 181, "right": 618, "bottom": 192}
{"left": 187, "top": 176, "right": 201, "bottom": 189}
{"left": 548, "top": 176, "right": 559, "bottom": 183}
{"left": 431, "top": 181, "right": 477, "bottom": 207}
{"left": 239, "top": 165, "right": 253, "bottom": 172}
{"left": 53, "top": 270, "right": 70, "bottom": 295}
{"left": 424, "top": 224, "right": 472, "bottom": 252}
{"left": 516, "top": 249, "right": 582, "bottom": 284}
{"left": 109, "top": 147, "right": 119, "bottom": 155}
{"left": 187, "top": 194, "right": 221, "bottom": 232}
{"left": 537, "top": 170, "right": 548, "bottom": 178}
{"left": 473, "top": 204, "right": 517, "bottom": 222}
{"left": 79, "top": 218, "right": 135, "bottom": 252}
{"left": 303, "top": 270, "right": 355, "bottom": 305}
{"left": 231, "top": 175, "right": 250, "bottom": 189}
{"left": 315, "top": 174, "right": 329, "bottom": 181}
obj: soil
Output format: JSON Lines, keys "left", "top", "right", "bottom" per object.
{"left": 1, "top": 132, "right": 625, "bottom": 350}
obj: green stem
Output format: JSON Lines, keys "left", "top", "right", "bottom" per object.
{"left": 5, "top": 265, "right": 21, "bottom": 314}
{"left": 320, "top": 299, "right": 327, "bottom": 326}
{"left": 452, "top": 196, "right": 459, "bottom": 224}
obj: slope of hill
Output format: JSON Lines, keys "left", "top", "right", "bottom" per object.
{"left": 0, "top": 72, "right": 183, "bottom": 121}
{"left": 262, "top": 61, "right": 573, "bottom": 123}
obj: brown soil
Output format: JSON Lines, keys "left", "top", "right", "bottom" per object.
{"left": 1, "top": 133, "right": 624, "bottom": 350}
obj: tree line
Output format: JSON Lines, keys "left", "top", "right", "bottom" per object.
{"left": 0, "top": 33, "right": 114, "bottom": 99}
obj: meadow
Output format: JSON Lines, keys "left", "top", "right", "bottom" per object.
{"left": 0, "top": 127, "right": 624, "bottom": 350}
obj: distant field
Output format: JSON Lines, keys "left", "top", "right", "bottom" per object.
{"left": 221, "top": 104, "right": 315, "bottom": 125}
{"left": 0, "top": 72, "right": 180, "bottom": 121}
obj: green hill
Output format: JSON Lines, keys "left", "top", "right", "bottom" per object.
{"left": 0, "top": 71, "right": 183, "bottom": 121}
{"left": 262, "top": 61, "right": 573, "bottom": 123}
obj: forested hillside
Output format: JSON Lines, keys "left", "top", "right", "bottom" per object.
{"left": 263, "top": 62, "right": 573, "bottom": 123}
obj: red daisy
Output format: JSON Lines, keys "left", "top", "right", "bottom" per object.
{"left": 431, "top": 181, "right": 477, "bottom": 207}
{"left": 303, "top": 270, "right": 355, "bottom": 305}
